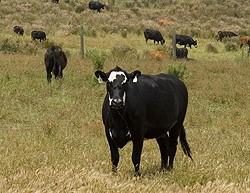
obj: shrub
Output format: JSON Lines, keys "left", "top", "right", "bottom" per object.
{"left": 111, "top": 44, "right": 137, "bottom": 58}
{"left": 75, "top": 5, "right": 85, "bottom": 13}
{"left": 121, "top": 29, "right": 128, "bottom": 38}
{"left": 0, "top": 39, "right": 19, "bottom": 53}
{"left": 87, "top": 49, "right": 106, "bottom": 70}
{"left": 0, "top": 38, "right": 38, "bottom": 54}
{"left": 205, "top": 43, "right": 218, "bottom": 53}
{"left": 167, "top": 64, "right": 187, "bottom": 80}
{"left": 224, "top": 42, "right": 238, "bottom": 52}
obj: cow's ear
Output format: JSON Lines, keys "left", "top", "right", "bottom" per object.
{"left": 95, "top": 70, "right": 108, "bottom": 83}
{"left": 129, "top": 70, "right": 141, "bottom": 83}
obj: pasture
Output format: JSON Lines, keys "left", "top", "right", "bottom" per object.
{"left": 0, "top": 0, "right": 250, "bottom": 192}
{"left": 0, "top": 32, "right": 249, "bottom": 192}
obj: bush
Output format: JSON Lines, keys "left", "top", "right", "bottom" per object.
{"left": 205, "top": 43, "right": 218, "bottom": 53}
{"left": 87, "top": 49, "right": 106, "bottom": 70}
{"left": 224, "top": 42, "right": 238, "bottom": 52}
{"left": 75, "top": 5, "right": 85, "bottom": 13}
{"left": 0, "top": 38, "right": 38, "bottom": 54}
{"left": 111, "top": 44, "right": 137, "bottom": 58}
{"left": 121, "top": 29, "right": 128, "bottom": 38}
{"left": 167, "top": 64, "right": 187, "bottom": 80}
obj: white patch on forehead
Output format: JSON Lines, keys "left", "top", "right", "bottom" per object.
{"left": 108, "top": 71, "right": 127, "bottom": 84}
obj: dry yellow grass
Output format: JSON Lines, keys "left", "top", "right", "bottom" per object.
{"left": 0, "top": 0, "right": 250, "bottom": 192}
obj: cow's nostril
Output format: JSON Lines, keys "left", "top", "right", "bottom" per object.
{"left": 111, "top": 99, "right": 123, "bottom": 108}
{"left": 113, "top": 99, "right": 122, "bottom": 104}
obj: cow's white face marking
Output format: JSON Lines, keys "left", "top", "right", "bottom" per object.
{"left": 108, "top": 92, "right": 126, "bottom": 106}
{"left": 108, "top": 71, "right": 127, "bottom": 84}
{"left": 123, "top": 92, "right": 126, "bottom": 104}
{"left": 108, "top": 93, "right": 113, "bottom": 106}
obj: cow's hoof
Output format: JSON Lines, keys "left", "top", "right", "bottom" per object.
{"left": 134, "top": 171, "right": 141, "bottom": 177}
{"left": 112, "top": 166, "right": 117, "bottom": 173}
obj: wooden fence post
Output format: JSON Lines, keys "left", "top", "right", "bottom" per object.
{"left": 80, "top": 25, "right": 85, "bottom": 58}
{"left": 172, "top": 29, "right": 176, "bottom": 59}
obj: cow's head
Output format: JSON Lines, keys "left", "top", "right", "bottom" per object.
{"left": 95, "top": 66, "right": 141, "bottom": 110}
{"left": 193, "top": 40, "right": 198, "bottom": 48}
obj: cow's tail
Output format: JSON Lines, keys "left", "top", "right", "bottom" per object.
{"left": 180, "top": 126, "right": 193, "bottom": 161}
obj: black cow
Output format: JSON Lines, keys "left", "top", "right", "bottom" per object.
{"left": 95, "top": 66, "right": 193, "bottom": 176}
{"left": 176, "top": 34, "right": 197, "bottom": 48}
{"left": 89, "top": 1, "right": 105, "bottom": 12}
{"left": 31, "top": 31, "right": 46, "bottom": 42}
{"left": 52, "top": 0, "right": 59, "bottom": 3}
{"left": 13, "top": 26, "right": 24, "bottom": 36}
{"left": 44, "top": 46, "right": 67, "bottom": 83}
{"left": 144, "top": 29, "right": 165, "bottom": 45}
{"left": 176, "top": 47, "right": 188, "bottom": 59}
{"left": 216, "top": 31, "right": 238, "bottom": 41}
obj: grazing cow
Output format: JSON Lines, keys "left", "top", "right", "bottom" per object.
{"left": 239, "top": 36, "right": 250, "bottom": 48}
{"left": 144, "top": 29, "right": 165, "bottom": 45}
{"left": 52, "top": 0, "right": 59, "bottom": 3}
{"left": 176, "top": 47, "right": 188, "bottom": 59}
{"left": 176, "top": 34, "right": 197, "bottom": 48}
{"left": 44, "top": 46, "right": 67, "bottom": 83}
{"left": 95, "top": 66, "right": 193, "bottom": 176}
{"left": 13, "top": 26, "right": 24, "bottom": 36}
{"left": 216, "top": 31, "right": 238, "bottom": 41}
{"left": 89, "top": 1, "right": 105, "bottom": 12}
{"left": 31, "top": 31, "right": 46, "bottom": 42}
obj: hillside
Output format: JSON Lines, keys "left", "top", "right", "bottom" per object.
{"left": 1, "top": 0, "right": 250, "bottom": 38}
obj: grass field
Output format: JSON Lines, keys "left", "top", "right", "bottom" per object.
{"left": 0, "top": 0, "right": 250, "bottom": 192}
{"left": 0, "top": 32, "right": 250, "bottom": 192}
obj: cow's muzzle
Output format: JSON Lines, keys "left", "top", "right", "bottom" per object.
{"left": 111, "top": 99, "right": 124, "bottom": 110}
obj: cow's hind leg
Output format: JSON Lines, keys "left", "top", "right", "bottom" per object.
{"left": 46, "top": 68, "right": 52, "bottom": 83}
{"left": 156, "top": 134, "right": 169, "bottom": 171}
{"left": 167, "top": 124, "right": 180, "bottom": 171}
{"left": 58, "top": 65, "right": 63, "bottom": 79}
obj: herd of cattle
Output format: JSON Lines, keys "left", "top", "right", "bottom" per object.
{"left": 7, "top": 0, "right": 250, "bottom": 176}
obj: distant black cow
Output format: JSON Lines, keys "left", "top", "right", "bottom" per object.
{"left": 13, "top": 26, "right": 24, "bottom": 36}
{"left": 44, "top": 46, "right": 67, "bottom": 83}
{"left": 95, "top": 66, "right": 193, "bottom": 176}
{"left": 52, "top": 0, "right": 59, "bottom": 3}
{"left": 31, "top": 31, "right": 46, "bottom": 42}
{"left": 89, "top": 1, "right": 105, "bottom": 12}
{"left": 144, "top": 29, "right": 165, "bottom": 45}
{"left": 217, "top": 31, "right": 238, "bottom": 41}
{"left": 176, "top": 47, "right": 188, "bottom": 59}
{"left": 176, "top": 34, "right": 197, "bottom": 48}
{"left": 216, "top": 31, "right": 238, "bottom": 41}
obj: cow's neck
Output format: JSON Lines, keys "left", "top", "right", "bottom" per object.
{"left": 109, "top": 109, "right": 128, "bottom": 128}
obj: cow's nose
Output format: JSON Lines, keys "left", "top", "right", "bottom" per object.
{"left": 111, "top": 98, "right": 123, "bottom": 107}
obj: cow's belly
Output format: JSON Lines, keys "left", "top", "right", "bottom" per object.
{"left": 144, "top": 119, "right": 177, "bottom": 139}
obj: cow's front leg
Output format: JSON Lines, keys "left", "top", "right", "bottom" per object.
{"left": 132, "top": 138, "right": 143, "bottom": 176}
{"left": 107, "top": 136, "right": 119, "bottom": 173}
